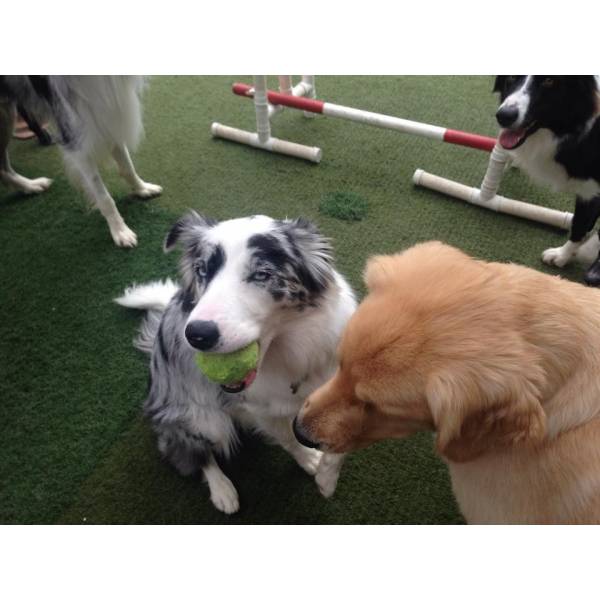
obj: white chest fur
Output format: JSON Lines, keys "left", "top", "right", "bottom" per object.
{"left": 511, "top": 129, "right": 600, "bottom": 200}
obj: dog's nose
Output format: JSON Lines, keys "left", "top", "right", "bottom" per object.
{"left": 185, "top": 320, "right": 220, "bottom": 351}
{"left": 293, "top": 416, "right": 321, "bottom": 449}
{"left": 496, "top": 105, "right": 519, "bottom": 128}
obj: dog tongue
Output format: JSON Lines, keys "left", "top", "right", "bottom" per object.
{"left": 499, "top": 128, "right": 525, "bottom": 150}
{"left": 243, "top": 369, "right": 257, "bottom": 387}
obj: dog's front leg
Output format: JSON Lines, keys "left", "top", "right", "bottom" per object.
{"left": 112, "top": 144, "right": 162, "bottom": 199}
{"left": 543, "top": 196, "right": 600, "bottom": 268}
{"left": 0, "top": 99, "right": 52, "bottom": 194}
{"left": 262, "top": 416, "right": 324, "bottom": 476}
{"left": 64, "top": 152, "right": 137, "bottom": 247}
{"left": 315, "top": 453, "right": 345, "bottom": 499}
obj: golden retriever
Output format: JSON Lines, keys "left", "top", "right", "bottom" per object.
{"left": 293, "top": 241, "right": 600, "bottom": 524}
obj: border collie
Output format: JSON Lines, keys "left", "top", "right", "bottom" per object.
{"left": 0, "top": 76, "right": 161, "bottom": 247}
{"left": 494, "top": 75, "right": 600, "bottom": 284}
{"left": 115, "top": 212, "right": 356, "bottom": 513}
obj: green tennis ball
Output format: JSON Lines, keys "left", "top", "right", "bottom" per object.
{"left": 195, "top": 341, "right": 259, "bottom": 385}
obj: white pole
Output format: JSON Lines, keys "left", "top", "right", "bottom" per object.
{"left": 269, "top": 76, "right": 294, "bottom": 118}
{"left": 322, "top": 103, "right": 446, "bottom": 141}
{"left": 479, "top": 143, "right": 510, "bottom": 202}
{"left": 413, "top": 169, "right": 572, "bottom": 230}
{"left": 301, "top": 75, "right": 316, "bottom": 118}
{"left": 253, "top": 76, "right": 271, "bottom": 144}
{"left": 211, "top": 123, "right": 322, "bottom": 163}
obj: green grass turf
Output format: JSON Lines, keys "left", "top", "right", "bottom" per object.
{"left": 0, "top": 76, "right": 580, "bottom": 524}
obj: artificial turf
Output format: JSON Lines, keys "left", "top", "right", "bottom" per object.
{"left": 0, "top": 76, "right": 579, "bottom": 524}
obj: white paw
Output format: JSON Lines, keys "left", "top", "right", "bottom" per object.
{"left": 109, "top": 222, "right": 138, "bottom": 247}
{"left": 542, "top": 245, "right": 573, "bottom": 268}
{"left": 315, "top": 466, "right": 339, "bottom": 498}
{"left": 20, "top": 177, "right": 53, "bottom": 194}
{"left": 293, "top": 447, "right": 324, "bottom": 476}
{"left": 133, "top": 181, "right": 162, "bottom": 199}
{"left": 315, "top": 453, "right": 345, "bottom": 498}
{"left": 209, "top": 476, "right": 240, "bottom": 514}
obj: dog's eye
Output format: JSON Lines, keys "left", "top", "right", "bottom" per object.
{"left": 542, "top": 77, "right": 555, "bottom": 88}
{"left": 196, "top": 260, "right": 207, "bottom": 278}
{"left": 253, "top": 270, "right": 271, "bottom": 282}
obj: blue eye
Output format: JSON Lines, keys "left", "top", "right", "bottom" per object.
{"left": 196, "top": 260, "right": 207, "bottom": 278}
{"left": 253, "top": 270, "right": 271, "bottom": 282}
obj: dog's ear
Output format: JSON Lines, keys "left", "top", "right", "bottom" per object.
{"left": 164, "top": 211, "right": 216, "bottom": 252}
{"left": 279, "top": 217, "right": 334, "bottom": 294}
{"left": 426, "top": 356, "right": 547, "bottom": 463}
{"left": 493, "top": 76, "right": 505, "bottom": 93}
{"left": 363, "top": 254, "right": 398, "bottom": 292}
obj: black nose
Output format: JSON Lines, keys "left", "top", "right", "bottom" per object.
{"left": 496, "top": 105, "right": 519, "bottom": 128}
{"left": 293, "top": 416, "right": 320, "bottom": 449}
{"left": 185, "top": 320, "right": 220, "bottom": 351}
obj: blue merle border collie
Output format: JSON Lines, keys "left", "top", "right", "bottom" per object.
{"left": 0, "top": 76, "right": 161, "bottom": 247}
{"left": 115, "top": 211, "right": 356, "bottom": 514}
{"left": 494, "top": 75, "right": 600, "bottom": 284}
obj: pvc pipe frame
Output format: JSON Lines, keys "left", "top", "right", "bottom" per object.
{"left": 212, "top": 76, "right": 322, "bottom": 163}
{"left": 215, "top": 78, "right": 570, "bottom": 230}
{"left": 413, "top": 143, "right": 573, "bottom": 231}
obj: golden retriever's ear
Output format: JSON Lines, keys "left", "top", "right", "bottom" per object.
{"left": 426, "top": 363, "right": 547, "bottom": 462}
{"left": 363, "top": 255, "right": 397, "bottom": 291}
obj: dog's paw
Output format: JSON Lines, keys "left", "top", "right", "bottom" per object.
{"left": 292, "top": 447, "right": 323, "bottom": 476}
{"left": 209, "top": 476, "right": 240, "bottom": 515}
{"left": 315, "top": 466, "right": 340, "bottom": 498}
{"left": 20, "top": 177, "right": 53, "bottom": 194}
{"left": 109, "top": 222, "right": 138, "bottom": 248}
{"left": 133, "top": 181, "right": 162, "bottom": 199}
{"left": 542, "top": 245, "right": 573, "bottom": 268}
{"left": 315, "top": 453, "right": 345, "bottom": 498}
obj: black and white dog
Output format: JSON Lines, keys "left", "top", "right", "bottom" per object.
{"left": 115, "top": 212, "right": 356, "bottom": 513}
{"left": 0, "top": 76, "right": 161, "bottom": 247}
{"left": 494, "top": 75, "right": 600, "bottom": 284}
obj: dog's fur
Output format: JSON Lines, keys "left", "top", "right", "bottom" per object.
{"left": 294, "top": 242, "right": 600, "bottom": 523}
{"left": 0, "top": 76, "right": 161, "bottom": 247}
{"left": 116, "top": 212, "right": 355, "bottom": 513}
{"left": 494, "top": 75, "right": 600, "bottom": 283}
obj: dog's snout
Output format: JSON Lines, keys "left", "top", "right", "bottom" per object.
{"left": 292, "top": 416, "right": 321, "bottom": 449}
{"left": 496, "top": 105, "right": 519, "bottom": 128}
{"left": 185, "top": 320, "right": 220, "bottom": 351}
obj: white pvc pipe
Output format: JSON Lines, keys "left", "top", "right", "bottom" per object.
{"left": 479, "top": 142, "right": 510, "bottom": 202}
{"left": 301, "top": 75, "right": 316, "bottom": 118}
{"left": 211, "top": 123, "right": 322, "bottom": 163}
{"left": 278, "top": 76, "right": 293, "bottom": 95}
{"left": 253, "top": 76, "right": 271, "bottom": 143}
{"left": 413, "top": 169, "right": 573, "bottom": 230}
{"left": 322, "top": 103, "right": 446, "bottom": 140}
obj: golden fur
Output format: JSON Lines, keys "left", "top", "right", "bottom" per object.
{"left": 296, "top": 241, "right": 600, "bottom": 523}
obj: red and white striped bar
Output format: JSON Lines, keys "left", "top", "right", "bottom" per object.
{"left": 231, "top": 82, "right": 497, "bottom": 153}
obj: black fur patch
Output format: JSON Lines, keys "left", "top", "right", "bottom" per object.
{"left": 157, "top": 321, "right": 169, "bottom": 364}
{"left": 247, "top": 234, "right": 289, "bottom": 269}
{"left": 204, "top": 244, "right": 226, "bottom": 284}
{"left": 164, "top": 212, "right": 217, "bottom": 252}
{"left": 174, "top": 287, "right": 196, "bottom": 314}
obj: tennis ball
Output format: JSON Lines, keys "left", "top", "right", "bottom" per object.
{"left": 195, "top": 341, "right": 259, "bottom": 385}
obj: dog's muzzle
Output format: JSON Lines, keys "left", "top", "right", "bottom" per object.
{"left": 292, "top": 416, "right": 321, "bottom": 449}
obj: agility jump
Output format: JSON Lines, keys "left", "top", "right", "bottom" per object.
{"left": 211, "top": 76, "right": 573, "bottom": 231}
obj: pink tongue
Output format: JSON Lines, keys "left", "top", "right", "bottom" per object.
{"left": 242, "top": 369, "right": 257, "bottom": 388}
{"left": 499, "top": 128, "right": 525, "bottom": 149}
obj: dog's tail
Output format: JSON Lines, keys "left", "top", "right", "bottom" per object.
{"left": 114, "top": 279, "right": 179, "bottom": 311}
{"left": 114, "top": 279, "right": 180, "bottom": 354}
